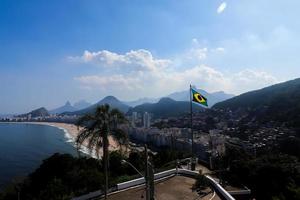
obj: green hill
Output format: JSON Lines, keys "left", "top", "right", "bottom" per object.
{"left": 18, "top": 107, "right": 50, "bottom": 118}
{"left": 213, "top": 78, "right": 300, "bottom": 127}
{"left": 127, "top": 97, "right": 205, "bottom": 119}
{"left": 63, "top": 96, "right": 130, "bottom": 115}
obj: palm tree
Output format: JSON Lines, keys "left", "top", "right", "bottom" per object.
{"left": 76, "top": 104, "right": 129, "bottom": 199}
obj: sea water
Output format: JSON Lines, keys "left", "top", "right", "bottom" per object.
{"left": 0, "top": 123, "right": 78, "bottom": 190}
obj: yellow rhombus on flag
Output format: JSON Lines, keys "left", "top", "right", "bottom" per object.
{"left": 191, "top": 88, "right": 208, "bottom": 107}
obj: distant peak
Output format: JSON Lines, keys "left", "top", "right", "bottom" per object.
{"left": 75, "top": 100, "right": 88, "bottom": 104}
{"left": 99, "top": 96, "right": 122, "bottom": 104}
{"left": 103, "top": 96, "right": 118, "bottom": 100}
{"left": 213, "top": 91, "right": 225, "bottom": 94}
{"left": 158, "top": 97, "right": 175, "bottom": 103}
{"left": 36, "top": 107, "right": 47, "bottom": 111}
{"left": 65, "top": 101, "right": 71, "bottom": 106}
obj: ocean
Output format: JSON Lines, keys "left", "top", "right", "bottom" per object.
{"left": 0, "top": 123, "right": 78, "bottom": 190}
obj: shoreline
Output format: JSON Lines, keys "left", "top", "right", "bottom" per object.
{"left": 0, "top": 122, "right": 119, "bottom": 158}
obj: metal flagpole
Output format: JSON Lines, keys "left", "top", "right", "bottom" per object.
{"left": 144, "top": 144, "right": 150, "bottom": 200}
{"left": 189, "top": 84, "right": 195, "bottom": 170}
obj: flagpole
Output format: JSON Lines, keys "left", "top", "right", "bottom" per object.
{"left": 189, "top": 84, "right": 194, "bottom": 170}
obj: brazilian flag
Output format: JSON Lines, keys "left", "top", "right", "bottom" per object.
{"left": 191, "top": 88, "right": 208, "bottom": 107}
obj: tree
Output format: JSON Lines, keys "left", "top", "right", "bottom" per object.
{"left": 192, "top": 174, "right": 210, "bottom": 195}
{"left": 76, "top": 104, "right": 129, "bottom": 199}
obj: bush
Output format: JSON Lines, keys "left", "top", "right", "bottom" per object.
{"left": 192, "top": 174, "right": 210, "bottom": 191}
{"left": 0, "top": 153, "right": 106, "bottom": 200}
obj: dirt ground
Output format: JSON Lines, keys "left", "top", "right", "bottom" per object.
{"left": 104, "top": 176, "right": 221, "bottom": 200}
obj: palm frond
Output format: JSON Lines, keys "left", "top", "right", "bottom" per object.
{"left": 76, "top": 114, "right": 95, "bottom": 127}
{"left": 76, "top": 129, "right": 94, "bottom": 151}
{"left": 87, "top": 132, "right": 104, "bottom": 158}
{"left": 76, "top": 104, "right": 129, "bottom": 158}
{"left": 110, "top": 108, "right": 128, "bottom": 123}
{"left": 111, "top": 128, "right": 129, "bottom": 146}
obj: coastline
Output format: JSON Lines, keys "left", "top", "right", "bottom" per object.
{"left": 0, "top": 122, "right": 119, "bottom": 158}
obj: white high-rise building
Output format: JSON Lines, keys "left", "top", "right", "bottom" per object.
{"left": 132, "top": 112, "right": 137, "bottom": 127}
{"left": 143, "top": 112, "right": 151, "bottom": 128}
{"left": 27, "top": 114, "right": 32, "bottom": 121}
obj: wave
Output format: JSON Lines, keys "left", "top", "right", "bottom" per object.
{"left": 5, "top": 122, "right": 100, "bottom": 159}
{"left": 56, "top": 126, "right": 98, "bottom": 159}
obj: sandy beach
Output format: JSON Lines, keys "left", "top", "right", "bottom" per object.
{"left": 10, "top": 122, "right": 120, "bottom": 158}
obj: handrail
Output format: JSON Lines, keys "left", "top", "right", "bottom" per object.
{"left": 72, "top": 168, "right": 236, "bottom": 200}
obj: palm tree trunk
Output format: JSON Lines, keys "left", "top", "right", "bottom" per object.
{"left": 103, "top": 131, "right": 109, "bottom": 199}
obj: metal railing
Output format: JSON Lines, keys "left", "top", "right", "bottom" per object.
{"left": 72, "top": 168, "right": 236, "bottom": 200}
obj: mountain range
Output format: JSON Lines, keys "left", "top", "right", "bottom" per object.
{"left": 63, "top": 96, "right": 130, "bottom": 115}
{"left": 49, "top": 100, "right": 91, "bottom": 114}
{"left": 73, "top": 100, "right": 91, "bottom": 110}
{"left": 167, "top": 89, "right": 234, "bottom": 107}
{"left": 123, "top": 89, "right": 234, "bottom": 107}
{"left": 18, "top": 107, "right": 49, "bottom": 118}
{"left": 50, "top": 101, "right": 77, "bottom": 114}
{"left": 127, "top": 97, "right": 205, "bottom": 119}
{"left": 16, "top": 89, "right": 234, "bottom": 118}
{"left": 123, "top": 97, "right": 158, "bottom": 107}
{"left": 16, "top": 78, "right": 300, "bottom": 125}
{"left": 213, "top": 78, "right": 300, "bottom": 128}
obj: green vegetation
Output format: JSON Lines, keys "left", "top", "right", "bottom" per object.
{"left": 18, "top": 107, "right": 50, "bottom": 118}
{"left": 213, "top": 78, "right": 300, "bottom": 128}
{"left": 192, "top": 174, "right": 210, "bottom": 191}
{"left": 0, "top": 148, "right": 187, "bottom": 200}
{"left": 210, "top": 78, "right": 300, "bottom": 199}
{"left": 127, "top": 97, "right": 204, "bottom": 119}
{"left": 0, "top": 153, "right": 106, "bottom": 200}
{"left": 64, "top": 96, "right": 130, "bottom": 115}
{"left": 76, "top": 104, "right": 129, "bottom": 199}
{"left": 279, "top": 138, "right": 300, "bottom": 159}
{"left": 216, "top": 145, "right": 300, "bottom": 200}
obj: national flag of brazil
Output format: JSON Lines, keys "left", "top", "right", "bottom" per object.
{"left": 191, "top": 88, "right": 208, "bottom": 107}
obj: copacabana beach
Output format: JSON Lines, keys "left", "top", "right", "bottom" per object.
{"left": 17, "top": 122, "right": 120, "bottom": 158}
{"left": 0, "top": 122, "right": 123, "bottom": 190}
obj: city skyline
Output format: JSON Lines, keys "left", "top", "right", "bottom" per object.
{"left": 1, "top": 0, "right": 300, "bottom": 113}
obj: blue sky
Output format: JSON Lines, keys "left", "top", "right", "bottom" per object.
{"left": 0, "top": 0, "right": 300, "bottom": 113}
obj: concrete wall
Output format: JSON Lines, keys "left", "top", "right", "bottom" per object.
{"left": 72, "top": 168, "right": 236, "bottom": 200}
{"left": 117, "top": 169, "right": 176, "bottom": 190}
{"left": 205, "top": 175, "right": 235, "bottom": 200}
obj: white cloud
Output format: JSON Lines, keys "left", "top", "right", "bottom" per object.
{"left": 74, "top": 50, "right": 278, "bottom": 98}
{"left": 192, "top": 38, "right": 200, "bottom": 45}
{"left": 68, "top": 49, "right": 171, "bottom": 72}
{"left": 75, "top": 75, "right": 142, "bottom": 91}
{"left": 214, "top": 47, "right": 225, "bottom": 52}
{"left": 74, "top": 65, "right": 231, "bottom": 99}
{"left": 179, "top": 39, "right": 225, "bottom": 63}
{"left": 187, "top": 48, "right": 208, "bottom": 60}
{"left": 217, "top": 2, "right": 227, "bottom": 14}
{"left": 234, "top": 69, "right": 277, "bottom": 83}
{"left": 232, "top": 69, "right": 277, "bottom": 93}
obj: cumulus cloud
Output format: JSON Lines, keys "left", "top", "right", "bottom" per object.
{"left": 184, "top": 39, "right": 225, "bottom": 62}
{"left": 74, "top": 52, "right": 277, "bottom": 98}
{"left": 74, "top": 75, "right": 142, "bottom": 91}
{"left": 234, "top": 69, "right": 277, "bottom": 83}
{"left": 68, "top": 49, "right": 171, "bottom": 72}
{"left": 214, "top": 47, "right": 225, "bottom": 52}
{"left": 232, "top": 69, "right": 277, "bottom": 93}
{"left": 69, "top": 45, "right": 280, "bottom": 100}
{"left": 74, "top": 65, "right": 231, "bottom": 98}
{"left": 217, "top": 2, "right": 227, "bottom": 14}
{"left": 187, "top": 48, "right": 208, "bottom": 60}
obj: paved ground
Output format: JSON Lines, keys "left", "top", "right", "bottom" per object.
{"left": 180, "top": 162, "right": 212, "bottom": 175}
{"left": 195, "top": 163, "right": 212, "bottom": 175}
{"left": 104, "top": 176, "right": 221, "bottom": 200}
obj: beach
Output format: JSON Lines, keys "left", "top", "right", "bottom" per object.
{"left": 12, "top": 122, "right": 120, "bottom": 158}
